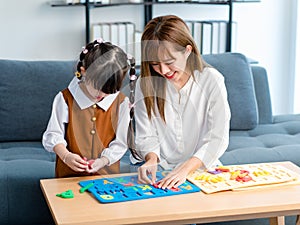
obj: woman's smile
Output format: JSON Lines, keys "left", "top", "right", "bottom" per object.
{"left": 164, "top": 71, "right": 176, "bottom": 79}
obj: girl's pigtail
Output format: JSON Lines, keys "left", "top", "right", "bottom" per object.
{"left": 75, "top": 46, "right": 89, "bottom": 80}
{"left": 75, "top": 61, "right": 83, "bottom": 79}
{"left": 127, "top": 55, "right": 142, "bottom": 161}
{"left": 75, "top": 38, "right": 104, "bottom": 80}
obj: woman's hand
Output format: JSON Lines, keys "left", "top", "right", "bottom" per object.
{"left": 157, "top": 157, "right": 203, "bottom": 189}
{"left": 138, "top": 152, "right": 159, "bottom": 185}
{"left": 157, "top": 164, "right": 189, "bottom": 189}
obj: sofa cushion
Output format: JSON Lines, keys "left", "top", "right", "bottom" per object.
{"left": 203, "top": 53, "right": 258, "bottom": 130}
{"left": 0, "top": 60, "right": 75, "bottom": 142}
{"left": 0, "top": 145, "right": 56, "bottom": 225}
{"left": 1, "top": 160, "right": 55, "bottom": 225}
{"left": 221, "top": 114, "right": 300, "bottom": 166}
{"left": 0, "top": 147, "right": 56, "bottom": 161}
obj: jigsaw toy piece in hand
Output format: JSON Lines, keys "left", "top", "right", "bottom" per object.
{"left": 83, "top": 157, "right": 95, "bottom": 169}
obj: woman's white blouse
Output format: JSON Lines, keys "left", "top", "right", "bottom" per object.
{"left": 42, "top": 77, "right": 130, "bottom": 165}
{"left": 134, "top": 67, "right": 231, "bottom": 170}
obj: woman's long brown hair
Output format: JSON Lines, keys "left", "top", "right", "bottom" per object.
{"left": 140, "top": 15, "right": 206, "bottom": 122}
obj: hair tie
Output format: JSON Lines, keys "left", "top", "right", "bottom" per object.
{"left": 75, "top": 71, "right": 82, "bottom": 79}
{"left": 96, "top": 38, "right": 104, "bottom": 43}
{"left": 82, "top": 49, "right": 88, "bottom": 54}
{"left": 93, "top": 38, "right": 104, "bottom": 47}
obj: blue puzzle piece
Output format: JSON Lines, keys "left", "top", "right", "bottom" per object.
{"left": 78, "top": 171, "right": 201, "bottom": 203}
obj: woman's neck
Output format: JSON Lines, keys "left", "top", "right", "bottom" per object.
{"left": 173, "top": 72, "right": 191, "bottom": 90}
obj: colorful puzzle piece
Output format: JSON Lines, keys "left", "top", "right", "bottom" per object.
{"left": 78, "top": 171, "right": 201, "bottom": 203}
{"left": 187, "top": 163, "right": 300, "bottom": 194}
{"left": 56, "top": 190, "right": 74, "bottom": 199}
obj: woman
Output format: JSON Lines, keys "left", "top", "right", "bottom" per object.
{"left": 133, "top": 15, "right": 231, "bottom": 189}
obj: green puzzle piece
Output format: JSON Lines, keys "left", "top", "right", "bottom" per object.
{"left": 56, "top": 189, "right": 74, "bottom": 199}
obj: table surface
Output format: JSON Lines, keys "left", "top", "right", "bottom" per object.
{"left": 40, "top": 161, "right": 300, "bottom": 225}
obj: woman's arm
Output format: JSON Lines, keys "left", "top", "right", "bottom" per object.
{"left": 158, "top": 69, "right": 231, "bottom": 189}
{"left": 193, "top": 69, "right": 231, "bottom": 169}
{"left": 134, "top": 78, "right": 161, "bottom": 161}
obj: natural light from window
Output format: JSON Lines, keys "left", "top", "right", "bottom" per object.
{"left": 295, "top": 2, "right": 300, "bottom": 114}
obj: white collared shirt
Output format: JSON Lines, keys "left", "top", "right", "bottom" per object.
{"left": 42, "top": 77, "right": 130, "bottom": 165}
{"left": 133, "top": 67, "right": 231, "bottom": 170}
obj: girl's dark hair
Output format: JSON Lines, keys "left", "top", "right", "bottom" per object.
{"left": 77, "top": 39, "right": 142, "bottom": 160}
{"left": 76, "top": 39, "right": 129, "bottom": 94}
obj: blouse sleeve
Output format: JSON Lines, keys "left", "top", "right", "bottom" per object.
{"left": 42, "top": 92, "right": 68, "bottom": 152}
{"left": 193, "top": 69, "right": 231, "bottom": 169}
{"left": 134, "top": 78, "right": 161, "bottom": 162}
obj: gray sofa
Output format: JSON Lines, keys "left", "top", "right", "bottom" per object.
{"left": 0, "top": 52, "right": 299, "bottom": 225}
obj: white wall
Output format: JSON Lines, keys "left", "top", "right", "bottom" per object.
{"left": 294, "top": 0, "right": 300, "bottom": 113}
{"left": 234, "top": 0, "right": 296, "bottom": 115}
{"left": 0, "top": 0, "right": 296, "bottom": 115}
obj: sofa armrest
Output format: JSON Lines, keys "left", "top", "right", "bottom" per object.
{"left": 251, "top": 66, "right": 273, "bottom": 124}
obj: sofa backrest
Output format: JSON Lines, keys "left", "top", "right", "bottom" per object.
{"left": 0, "top": 60, "right": 75, "bottom": 142}
{"left": 251, "top": 66, "right": 273, "bottom": 124}
{"left": 203, "top": 53, "right": 260, "bottom": 130}
{"left": 0, "top": 53, "right": 273, "bottom": 143}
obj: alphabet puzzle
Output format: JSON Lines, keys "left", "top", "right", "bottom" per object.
{"left": 79, "top": 171, "right": 201, "bottom": 203}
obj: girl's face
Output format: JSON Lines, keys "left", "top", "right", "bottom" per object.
{"left": 149, "top": 44, "right": 192, "bottom": 90}
{"left": 84, "top": 82, "right": 108, "bottom": 102}
{"left": 80, "top": 67, "right": 108, "bottom": 102}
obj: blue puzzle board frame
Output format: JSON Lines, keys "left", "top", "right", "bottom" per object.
{"left": 79, "top": 171, "right": 201, "bottom": 203}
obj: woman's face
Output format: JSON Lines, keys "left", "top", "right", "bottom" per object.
{"left": 149, "top": 44, "right": 192, "bottom": 89}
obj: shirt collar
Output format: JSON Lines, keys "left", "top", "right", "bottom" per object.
{"left": 180, "top": 74, "right": 194, "bottom": 94}
{"left": 166, "top": 74, "right": 194, "bottom": 95}
{"left": 68, "top": 77, "right": 119, "bottom": 111}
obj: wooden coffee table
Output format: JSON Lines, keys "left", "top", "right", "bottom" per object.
{"left": 40, "top": 161, "right": 300, "bottom": 225}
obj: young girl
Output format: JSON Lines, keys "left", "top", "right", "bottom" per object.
{"left": 134, "top": 15, "right": 231, "bottom": 189}
{"left": 43, "top": 39, "right": 135, "bottom": 178}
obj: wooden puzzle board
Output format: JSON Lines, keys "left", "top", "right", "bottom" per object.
{"left": 187, "top": 163, "right": 300, "bottom": 194}
{"left": 79, "top": 171, "right": 200, "bottom": 203}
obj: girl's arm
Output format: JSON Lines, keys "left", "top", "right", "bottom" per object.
{"left": 42, "top": 92, "right": 88, "bottom": 172}
{"left": 42, "top": 92, "right": 68, "bottom": 152}
{"left": 54, "top": 143, "right": 88, "bottom": 172}
{"left": 101, "top": 96, "right": 131, "bottom": 165}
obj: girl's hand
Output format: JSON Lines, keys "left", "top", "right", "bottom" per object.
{"left": 63, "top": 152, "right": 89, "bottom": 172}
{"left": 86, "top": 157, "right": 109, "bottom": 174}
